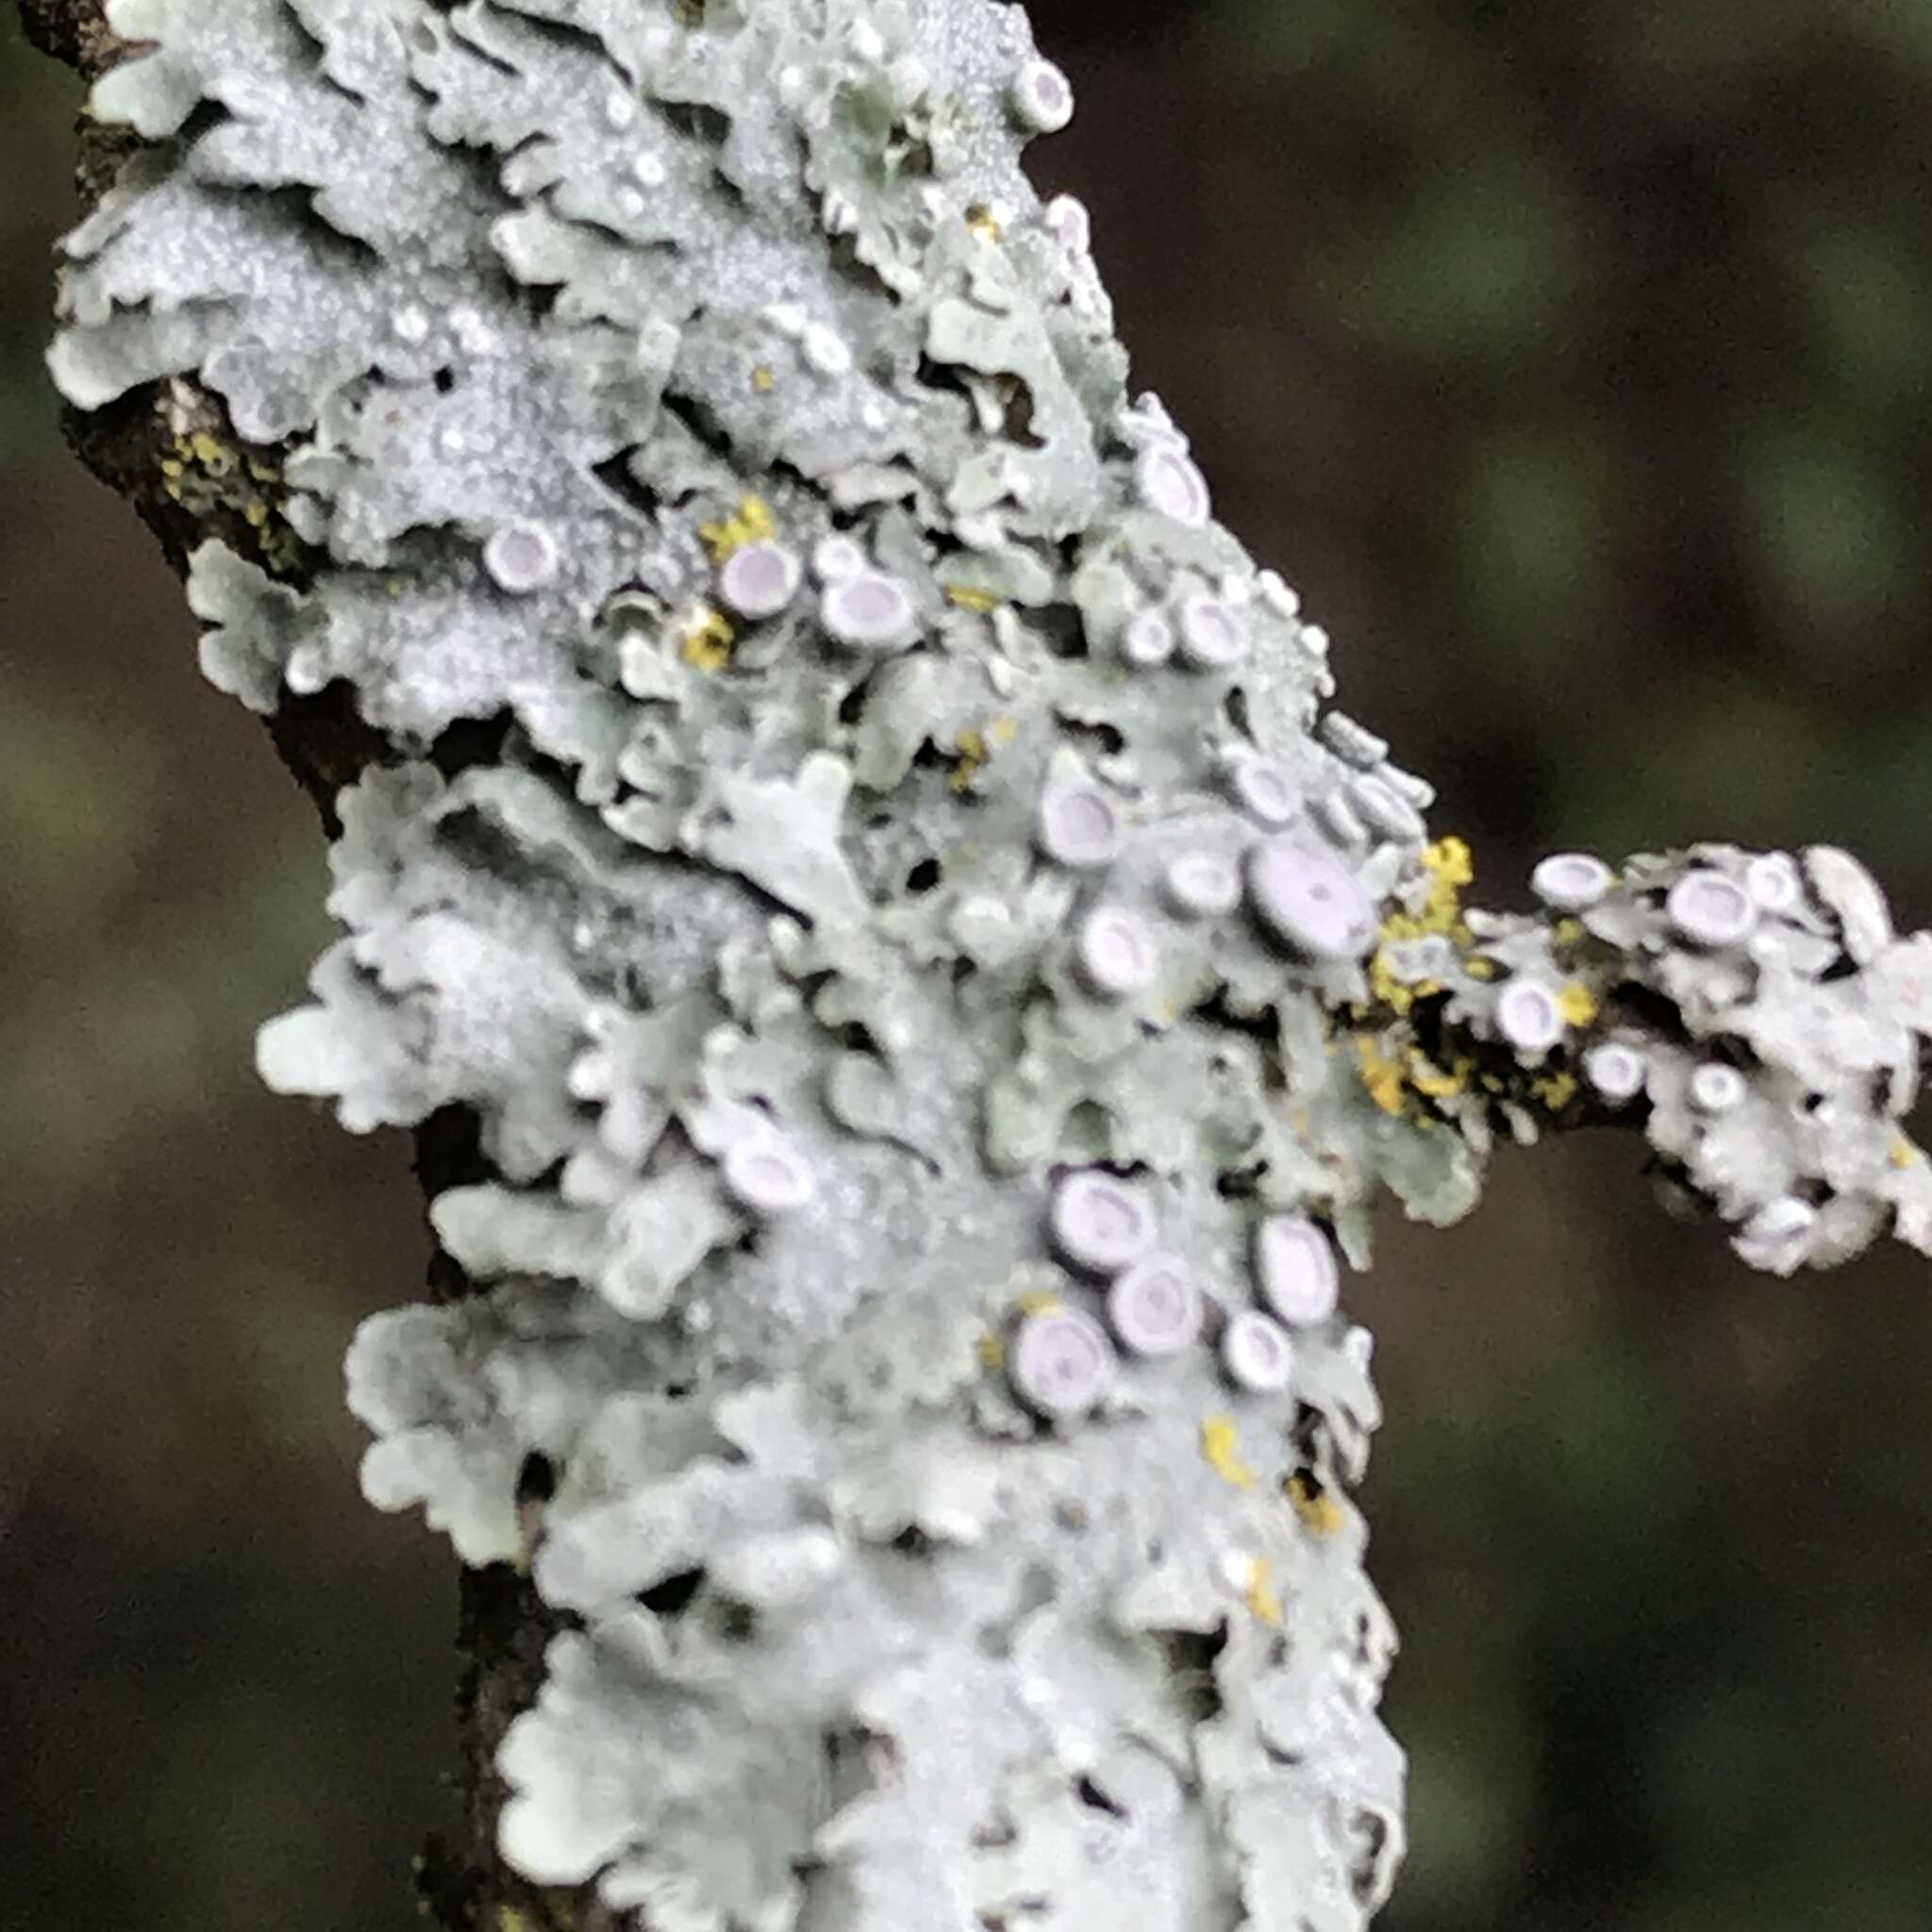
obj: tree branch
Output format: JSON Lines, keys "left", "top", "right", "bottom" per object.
{"left": 25, "top": 1, "right": 1930, "bottom": 1926}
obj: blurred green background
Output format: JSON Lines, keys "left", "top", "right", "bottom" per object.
{"left": 5, "top": 3, "right": 1932, "bottom": 1927}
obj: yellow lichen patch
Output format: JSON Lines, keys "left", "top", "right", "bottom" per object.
{"left": 950, "top": 727, "right": 989, "bottom": 791}
{"left": 965, "top": 202, "right": 1004, "bottom": 242}
{"left": 751, "top": 363, "right": 775, "bottom": 393}
{"left": 698, "top": 493, "right": 776, "bottom": 562}
{"left": 1552, "top": 917, "right": 1588, "bottom": 947}
{"left": 989, "top": 713, "right": 1018, "bottom": 746}
{"left": 160, "top": 432, "right": 305, "bottom": 569}
{"left": 1201, "top": 1416, "right": 1257, "bottom": 1491}
{"left": 498, "top": 1909, "right": 534, "bottom": 1932}
{"left": 944, "top": 583, "right": 999, "bottom": 613}
{"left": 1355, "top": 1034, "right": 1407, "bottom": 1117}
{"left": 187, "top": 429, "right": 235, "bottom": 476}
{"left": 1557, "top": 980, "right": 1599, "bottom": 1028}
{"left": 1892, "top": 1138, "right": 1923, "bottom": 1169}
{"left": 1368, "top": 835, "right": 1479, "bottom": 1012}
{"left": 1286, "top": 1472, "right": 1345, "bottom": 1538}
{"left": 1421, "top": 859, "right": 1472, "bottom": 924}
{"left": 1425, "top": 835, "right": 1474, "bottom": 892}
{"left": 1243, "top": 1557, "right": 1283, "bottom": 1625}
{"left": 976, "top": 1331, "right": 1007, "bottom": 1371}
{"left": 1014, "top": 1290, "right": 1064, "bottom": 1317}
{"left": 1530, "top": 1071, "right": 1579, "bottom": 1111}
{"left": 1465, "top": 956, "right": 1497, "bottom": 980}
{"left": 679, "top": 606, "right": 735, "bottom": 671}
{"left": 1366, "top": 947, "right": 1416, "bottom": 1017}
{"left": 1406, "top": 1048, "right": 1469, "bottom": 1101}
{"left": 259, "top": 524, "right": 307, "bottom": 576}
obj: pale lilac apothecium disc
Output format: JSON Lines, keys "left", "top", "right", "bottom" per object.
{"left": 1037, "top": 781, "right": 1122, "bottom": 869}
{"left": 1050, "top": 1169, "right": 1158, "bottom": 1275}
{"left": 483, "top": 521, "right": 560, "bottom": 595}
{"left": 1043, "top": 193, "right": 1091, "bottom": 257}
{"left": 1584, "top": 1041, "right": 1646, "bottom": 1103}
{"left": 1530, "top": 852, "right": 1612, "bottom": 913}
{"left": 1689, "top": 1062, "right": 1747, "bottom": 1113}
{"left": 1164, "top": 849, "right": 1242, "bottom": 921}
{"left": 1254, "top": 1214, "right": 1341, "bottom": 1326}
{"left": 1175, "top": 594, "right": 1247, "bottom": 671}
{"left": 722, "top": 1136, "right": 815, "bottom": 1214}
{"left": 1010, "top": 1307, "right": 1116, "bottom": 1419}
{"left": 1245, "top": 838, "right": 1378, "bottom": 962}
{"left": 1076, "top": 906, "right": 1158, "bottom": 998}
{"left": 821, "top": 571, "right": 919, "bottom": 651}
{"left": 719, "top": 540, "right": 803, "bottom": 621}
{"left": 1667, "top": 869, "right": 1757, "bottom": 949}
{"left": 1221, "top": 1308, "right": 1294, "bottom": 1393}
{"left": 1120, "top": 608, "right": 1176, "bottom": 668}
{"left": 1495, "top": 979, "right": 1564, "bottom": 1055}
{"left": 1133, "top": 447, "right": 1211, "bottom": 527}
{"left": 1008, "top": 58, "right": 1075, "bottom": 134}
{"left": 1229, "top": 757, "right": 1300, "bottom": 828}
{"left": 1745, "top": 852, "right": 1802, "bottom": 914}
{"left": 1106, "top": 1253, "right": 1205, "bottom": 1357}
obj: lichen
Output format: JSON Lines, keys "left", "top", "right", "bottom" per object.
{"left": 49, "top": 0, "right": 1930, "bottom": 1924}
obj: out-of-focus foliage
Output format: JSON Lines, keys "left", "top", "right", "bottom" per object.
{"left": 3, "top": 2, "right": 1929, "bottom": 1928}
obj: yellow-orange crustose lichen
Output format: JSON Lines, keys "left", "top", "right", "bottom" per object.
{"left": 698, "top": 493, "right": 777, "bottom": 562}
{"left": 1201, "top": 1415, "right": 1257, "bottom": 1490}
{"left": 679, "top": 607, "right": 736, "bottom": 671}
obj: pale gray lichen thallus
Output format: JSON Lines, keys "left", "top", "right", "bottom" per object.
{"left": 52, "top": 0, "right": 1932, "bottom": 1925}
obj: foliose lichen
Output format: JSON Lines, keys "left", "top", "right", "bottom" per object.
{"left": 52, "top": 0, "right": 1929, "bottom": 1923}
